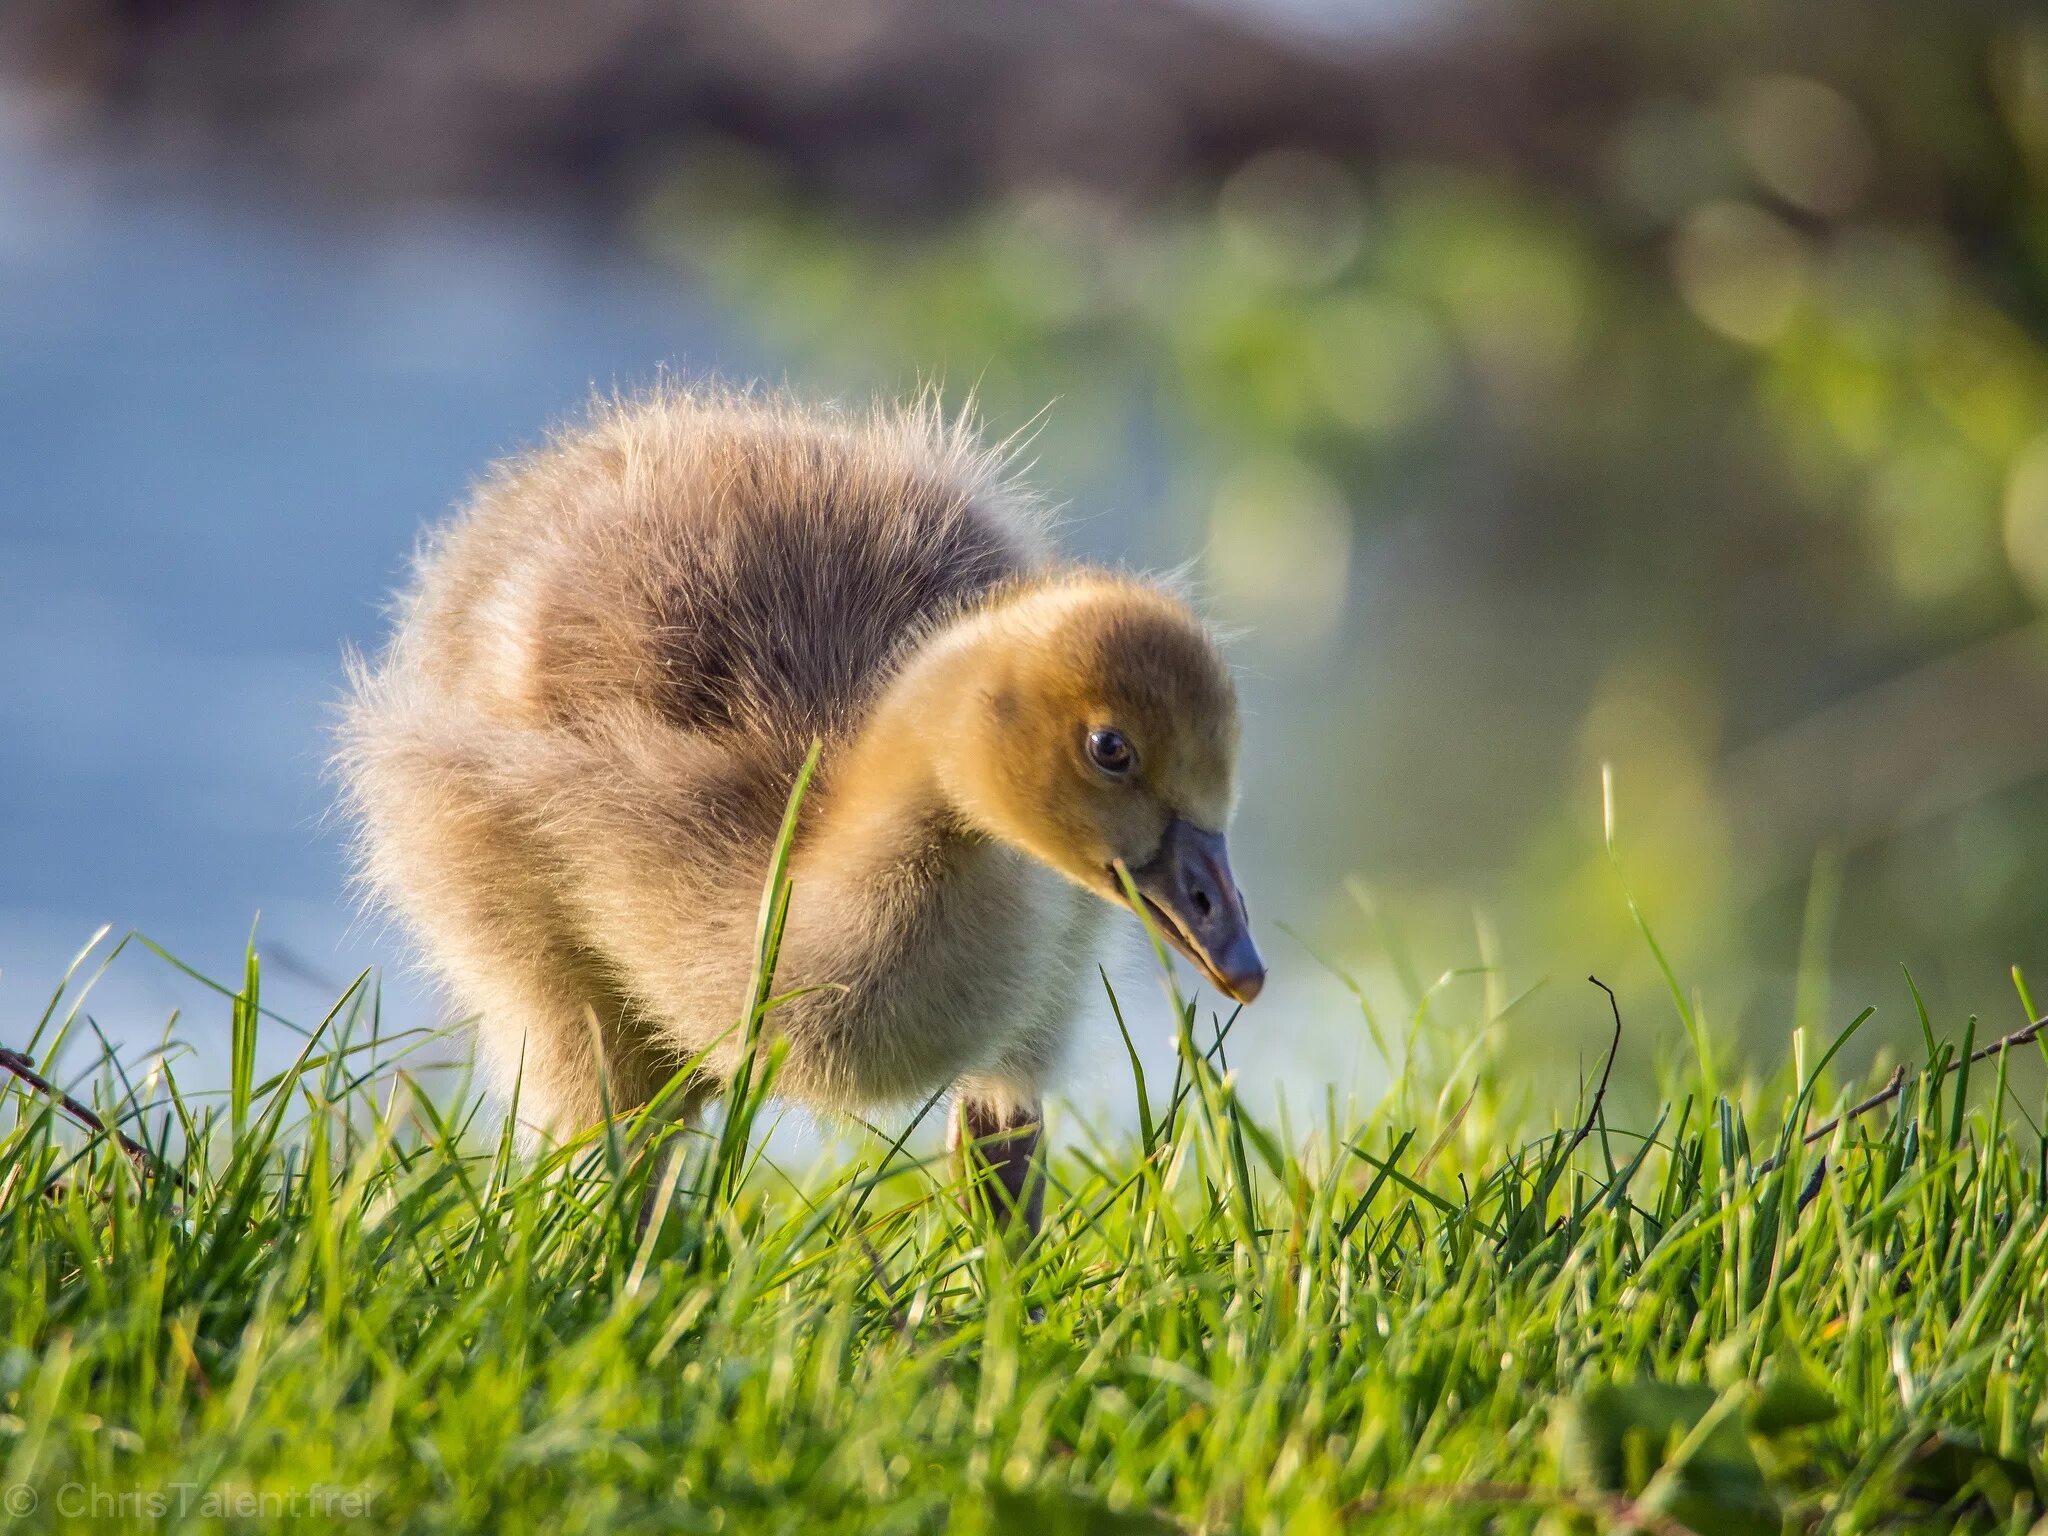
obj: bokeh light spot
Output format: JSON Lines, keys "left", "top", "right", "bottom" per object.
{"left": 1731, "top": 75, "right": 1875, "bottom": 218}
{"left": 2002, "top": 433, "right": 2048, "bottom": 604}
{"left": 1670, "top": 201, "right": 1810, "bottom": 345}
{"left": 1206, "top": 456, "right": 1352, "bottom": 648}
{"left": 1217, "top": 150, "right": 1366, "bottom": 289}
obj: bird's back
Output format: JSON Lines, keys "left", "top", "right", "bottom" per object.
{"left": 399, "top": 389, "right": 1048, "bottom": 759}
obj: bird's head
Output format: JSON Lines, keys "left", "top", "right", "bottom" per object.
{"left": 943, "top": 578, "right": 1265, "bottom": 1004}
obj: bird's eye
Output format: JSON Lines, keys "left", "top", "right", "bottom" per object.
{"left": 1086, "top": 727, "right": 1135, "bottom": 776}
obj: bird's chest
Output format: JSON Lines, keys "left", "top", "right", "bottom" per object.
{"left": 828, "top": 843, "right": 1099, "bottom": 1095}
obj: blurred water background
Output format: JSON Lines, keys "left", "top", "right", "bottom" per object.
{"left": 5, "top": 1, "right": 2048, "bottom": 1124}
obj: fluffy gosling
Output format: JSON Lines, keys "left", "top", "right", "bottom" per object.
{"left": 340, "top": 387, "right": 1263, "bottom": 1231}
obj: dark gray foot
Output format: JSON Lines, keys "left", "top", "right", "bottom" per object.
{"left": 948, "top": 1092, "right": 1045, "bottom": 1236}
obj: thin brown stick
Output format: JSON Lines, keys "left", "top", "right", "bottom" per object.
{"left": 1756, "top": 1012, "right": 2048, "bottom": 1176}
{"left": 0, "top": 1045, "right": 185, "bottom": 1191}
{"left": 1571, "top": 977, "right": 1626, "bottom": 1164}
{"left": 1341, "top": 1479, "right": 1700, "bottom": 1536}
{"left": 1536, "top": 980, "right": 1627, "bottom": 1240}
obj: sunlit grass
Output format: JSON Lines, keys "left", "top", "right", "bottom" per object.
{"left": 3, "top": 899, "right": 2046, "bottom": 1533}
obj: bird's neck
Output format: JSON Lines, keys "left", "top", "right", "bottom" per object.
{"left": 798, "top": 617, "right": 995, "bottom": 889}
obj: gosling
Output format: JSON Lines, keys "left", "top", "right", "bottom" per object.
{"left": 340, "top": 387, "right": 1264, "bottom": 1231}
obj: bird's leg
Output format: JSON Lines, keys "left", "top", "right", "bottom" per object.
{"left": 948, "top": 1089, "right": 1045, "bottom": 1236}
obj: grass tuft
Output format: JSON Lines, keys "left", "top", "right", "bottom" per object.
{"left": 2, "top": 911, "right": 2047, "bottom": 1533}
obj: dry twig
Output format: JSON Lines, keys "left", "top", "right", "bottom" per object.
{"left": 0, "top": 1044, "right": 184, "bottom": 1191}
{"left": 1756, "top": 1013, "right": 2046, "bottom": 1176}
{"left": 1570, "top": 976, "right": 1626, "bottom": 1164}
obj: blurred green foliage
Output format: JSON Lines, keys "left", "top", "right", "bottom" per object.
{"left": 634, "top": 9, "right": 2048, "bottom": 1083}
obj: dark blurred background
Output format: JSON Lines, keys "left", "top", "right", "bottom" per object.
{"left": 4, "top": 0, "right": 2047, "bottom": 1110}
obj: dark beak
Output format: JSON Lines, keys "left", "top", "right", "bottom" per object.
{"left": 1123, "top": 819, "right": 1266, "bottom": 1004}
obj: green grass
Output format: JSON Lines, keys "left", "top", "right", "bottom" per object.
{"left": 4, "top": 902, "right": 2048, "bottom": 1534}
